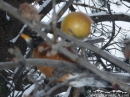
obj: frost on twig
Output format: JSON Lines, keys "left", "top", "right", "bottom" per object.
{"left": 27, "top": 69, "right": 45, "bottom": 97}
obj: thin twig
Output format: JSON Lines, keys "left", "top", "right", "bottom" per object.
{"left": 52, "top": 0, "right": 57, "bottom": 43}
{"left": 73, "top": 2, "right": 107, "bottom": 12}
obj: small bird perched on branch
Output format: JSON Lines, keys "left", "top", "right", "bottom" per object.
{"left": 20, "top": 34, "right": 80, "bottom": 84}
{"left": 21, "top": 34, "right": 113, "bottom": 89}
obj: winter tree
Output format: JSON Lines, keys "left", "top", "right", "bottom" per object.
{"left": 0, "top": 0, "right": 130, "bottom": 97}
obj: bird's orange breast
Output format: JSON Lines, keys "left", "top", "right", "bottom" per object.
{"left": 33, "top": 42, "right": 74, "bottom": 81}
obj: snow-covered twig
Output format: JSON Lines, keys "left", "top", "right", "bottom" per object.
{"left": 8, "top": 46, "right": 26, "bottom": 83}
{"left": 41, "top": 73, "right": 87, "bottom": 97}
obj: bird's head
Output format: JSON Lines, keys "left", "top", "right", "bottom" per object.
{"left": 20, "top": 33, "right": 51, "bottom": 58}
{"left": 20, "top": 33, "right": 44, "bottom": 49}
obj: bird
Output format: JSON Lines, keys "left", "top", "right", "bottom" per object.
{"left": 20, "top": 33, "right": 77, "bottom": 82}
{"left": 20, "top": 34, "right": 115, "bottom": 89}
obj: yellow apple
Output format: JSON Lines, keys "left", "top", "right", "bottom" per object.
{"left": 61, "top": 12, "right": 93, "bottom": 39}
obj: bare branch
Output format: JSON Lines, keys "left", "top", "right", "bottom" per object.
{"left": 73, "top": 2, "right": 107, "bottom": 12}
{"left": 0, "top": 58, "right": 81, "bottom": 72}
{"left": 0, "top": 59, "right": 130, "bottom": 85}
{"left": 57, "top": 12, "right": 130, "bottom": 27}
{"left": 52, "top": 0, "right": 57, "bottom": 43}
